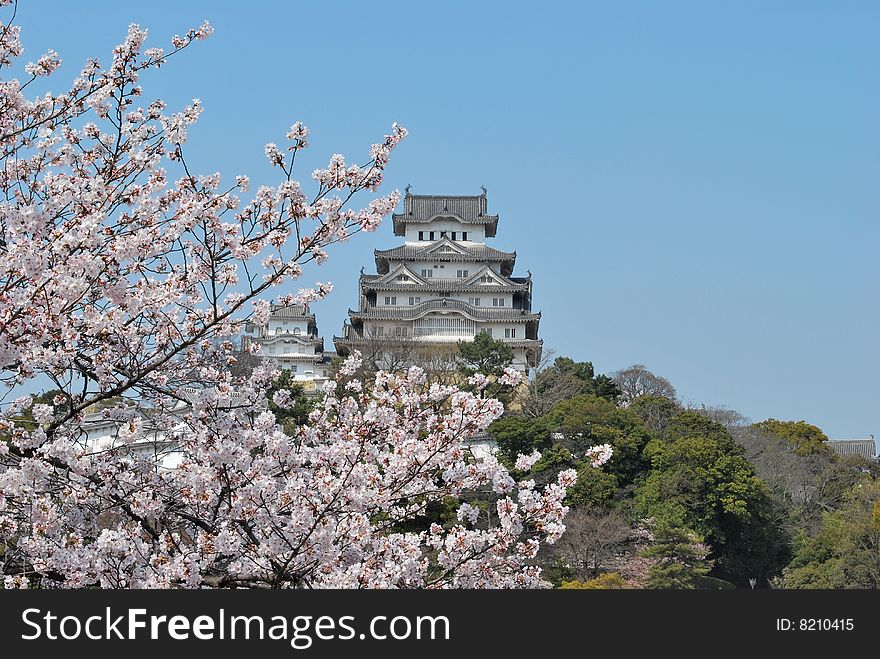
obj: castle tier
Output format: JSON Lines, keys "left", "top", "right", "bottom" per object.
{"left": 334, "top": 190, "right": 543, "bottom": 373}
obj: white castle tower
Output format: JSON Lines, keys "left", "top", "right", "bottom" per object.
{"left": 334, "top": 189, "right": 542, "bottom": 372}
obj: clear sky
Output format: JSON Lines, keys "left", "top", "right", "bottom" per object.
{"left": 14, "top": 1, "right": 879, "bottom": 440}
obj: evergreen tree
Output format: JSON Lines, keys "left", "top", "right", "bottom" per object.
{"left": 457, "top": 333, "right": 514, "bottom": 377}
{"left": 644, "top": 522, "right": 712, "bottom": 589}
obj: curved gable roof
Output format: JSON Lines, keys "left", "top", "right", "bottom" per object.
{"left": 371, "top": 263, "right": 429, "bottom": 287}
{"left": 374, "top": 242, "right": 517, "bottom": 275}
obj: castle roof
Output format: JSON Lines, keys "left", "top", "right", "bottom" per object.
{"left": 348, "top": 299, "right": 541, "bottom": 323}
{"left": 392, "top": 191, "right": 498, "bottom": 237}
{"left": 245, "top": 303, "right": 318, "bottom": 335}
{"left": 374, "top": 239, "right": 516, "bottom": 276}
{"left": 827, "top": 439, "right": 876, "bottom": 460}
{"left": 360, "top": 264, "right": 531, "bottom": 293}
{"left": 269, "top": 303, "right": 314, "bottom": 320}
{"left": 360, "top": 275, "right": 531, "bottom": 293}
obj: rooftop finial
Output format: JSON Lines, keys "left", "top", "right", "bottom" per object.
{"left": 480, "top": 185, "right": 487, "bottom": 196}
{"left": 404, "top": 184, "right": 411, "bottom": 195}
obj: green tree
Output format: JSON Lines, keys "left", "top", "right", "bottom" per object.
{"left": 457, "top": 332, "right": 514, "bottom": 377}
{"left": 489, "top": 414, "right": 555, "bottom": 466}
{"left": 636, "top": 412, "right": 790, "bottom": 584}
{"left": 518, "top": 355, "right": 619, "bottom": 419}
{"left": 266, "top": 371, "right": 317, "bottom": 434}
{"left": 549, "top": 357, "right": 619, "bottom": 402}
{"left": 785, "top": 477, "right": 880, "bottom": 589}
{"left": 628, "top": 395, "right": 681, "bottom": 432}
{"left": 2, "top": 389, "right": 73, "bottom": 435}
{"left": 665, "top": 411, "right": 741, "bottom": 450}
{"left": 491, "top": 393, "right": 651, "bottom": 490}
{"left": 457, "top": 333, "right": 516, "bottom": 406}
{"left": 754, "top": 419, "right": 832, "bottom": 457}
{"left": 644, "top": 522, "right": 712, "bottom": 589}
{"left": 548, "top": 395, "right": 651, "bottom": 487}
{"left": 566, "top": 465, "right": 619, "bottom": 509}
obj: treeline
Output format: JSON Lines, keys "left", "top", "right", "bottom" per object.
{"left": 464, "top": 336, "right": 880, "bottom": 588}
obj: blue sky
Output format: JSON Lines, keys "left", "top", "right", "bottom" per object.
{"left": 15, "top": 1, "right": 879, "bottom": 439}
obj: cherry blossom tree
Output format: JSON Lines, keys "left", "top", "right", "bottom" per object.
{"left": 0, "top": 3, "right": 611, "bottom": 588}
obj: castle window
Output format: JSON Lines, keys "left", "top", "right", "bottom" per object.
{"left": 421, "top": 269, "right": 433, "bottom": 278}
{"left": 384, "top": 296, "right": 397, "bottom": 306}
{"left": 293, "top": 327, "right": 300, "bottom": 335}
{"left": 493, "top": 298, "right": 505, "bottom": 307}
{"left": 418, "top": 231, "right": 424, "bottom": 240}
{"left": 409, "top": 296, "right": 420, "bottom": 305}
{"left": 462, "top": 232, "right": 468, "bottom": 241}
{"left": 457, "top": 269, "right": 469, "bottom": 278}
{"left": 505, "top": 328, "right": 517, "bottom": 338}
{"left": 480, "top": 328, "right": 492, "bottom": 337}
{"left": 440, "top": 231, "right": 447, "bottom": 238}
{"left": 469, "top": 297, "right": 480, "bottom": 306}
{"left": 429, "top": 231, "right": 435, "bottom": 240}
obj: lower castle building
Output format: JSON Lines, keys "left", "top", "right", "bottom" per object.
{"left": 243, "top": 303, "right": 334, "bottom": 391}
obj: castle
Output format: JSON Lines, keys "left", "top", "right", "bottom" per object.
{"left": 333, "top": 189, "right": 542, "bottom": 373}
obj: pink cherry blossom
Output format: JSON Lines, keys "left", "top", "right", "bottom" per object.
{"left": 499, "top": 366, "right": 523, "bottom": 387}
{"left": 0, "top": 8, "right": 601, "bottom": 589}
{"left": 515, "top": 449, "right": 542, "bottom": 471}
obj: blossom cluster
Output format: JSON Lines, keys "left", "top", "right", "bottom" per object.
{"left": 584, "top": 443, "right": 614, "bottom": 468}
{"left": 0, "top": 352, "right": 587, "bottom": 588}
